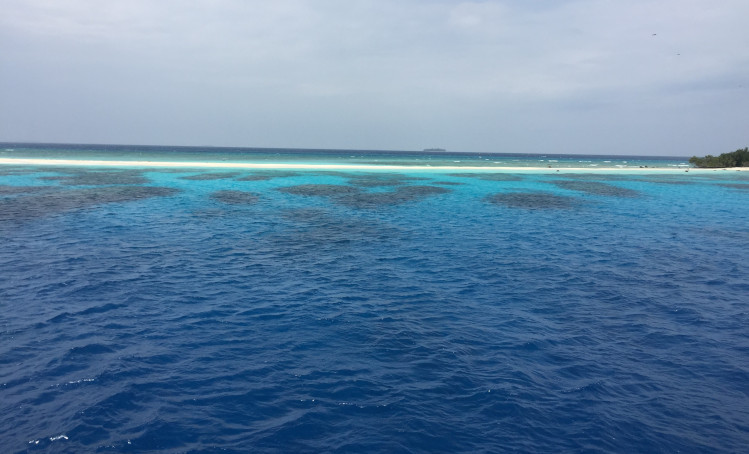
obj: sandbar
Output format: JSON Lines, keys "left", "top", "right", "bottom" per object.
{"left": 0, "top": 157, "right": 746, "bottom": 173}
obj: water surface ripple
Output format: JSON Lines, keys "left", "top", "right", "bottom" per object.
{"left": 1, "top": 166, "right": 748, "bottom": 453}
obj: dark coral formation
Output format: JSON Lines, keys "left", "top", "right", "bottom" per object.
{"left": 447, "top": 173, "right": 523, "bottom": 182}
{"left": 551, "top": 180, "right": 640, "bottom": 197}
{"left": 236, "top": 171, "right": 301, "bottom": 181}
{"left": 486, "top": 192, "right": 579, "bottom": 209}
{"left": 345, "top": 173, "right": 428, "bottom": 188}
{"left": 178, "top": 172, "right": 241, "bottom": 180}
{"left": 0, "top": 186, "right": 179, "bottom": 223}
{"left": 210, "top": 190, "right": 260, "bottom": 205}
{"left": 556, "top": 173, "right": 634, "bottom": 181}
{"left": 639, "top": 177, "right": 695, "bottom": 185}
{"left": 277, "top": 184, "right": 360, "bottom": 197}
{"left": 0, "top": 185, "right": 52, "bottom": 195}
{"left": 717, "top": 183, "right": 749, "bottom": 191}
{"left": 235, "top": 175, "right": 273, "bottom": 181}
{"left": 277, "top": 184, "right": 450, "bottom": 208}
{"left": 336, "top": 186, "right": 451, "bottom": 209}
{"left": 39, "top": 169, "right": 151, "bottom": 185}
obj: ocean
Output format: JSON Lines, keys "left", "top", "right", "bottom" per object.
{"left": 1, "top": 144, "right": 748, "bottom": 453}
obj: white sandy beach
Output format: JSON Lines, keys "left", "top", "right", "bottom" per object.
{"left": 0, "top": 157, "right": 747, "bottom": 172}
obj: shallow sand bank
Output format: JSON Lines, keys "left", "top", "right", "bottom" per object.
{"left": 0, "top": 157, "right": 746, "bottom": 173}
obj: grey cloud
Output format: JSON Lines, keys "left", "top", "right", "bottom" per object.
{"left": 1, "top": 0, "right": 748, "bottom": 155}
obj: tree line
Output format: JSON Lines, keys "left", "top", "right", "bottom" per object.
{"left": 689, "top": 147, "right": 749, "bottom": 168}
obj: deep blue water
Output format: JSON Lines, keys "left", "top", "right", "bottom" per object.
{"left": 1, "top": 149, "right": 749, "bottom": 453}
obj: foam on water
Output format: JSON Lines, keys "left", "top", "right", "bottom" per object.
{"left": 1, "top": 147, "right": 749, "bottom": 453}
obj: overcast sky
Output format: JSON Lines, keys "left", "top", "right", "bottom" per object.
{"left": 1, "top": 0, "right": 747, "bottom": 155}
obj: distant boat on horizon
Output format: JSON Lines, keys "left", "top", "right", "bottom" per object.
{"left": 423, "top": 148, "right": 446, "bottom": 152}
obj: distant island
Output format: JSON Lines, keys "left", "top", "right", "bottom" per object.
{"left": 690, "top": 147, "right": 749, "bottom": 168}
{"left": 423, "top": 148, "right": 446, "bottom": 152}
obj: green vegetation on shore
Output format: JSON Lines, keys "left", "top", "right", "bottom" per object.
{"left": 689, "top": 147, "right": 749, "bottom": 168}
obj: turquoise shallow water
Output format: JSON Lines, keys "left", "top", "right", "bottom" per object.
{"left": 1, "top": 145, "right": 748, "bottom": 453}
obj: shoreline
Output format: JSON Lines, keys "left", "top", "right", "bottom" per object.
{"left": 0, "top": 157, "right": 746, "bottom": 172}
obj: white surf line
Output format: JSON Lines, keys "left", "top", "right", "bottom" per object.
{"left": 0, "top": 158, "right": 746, "bottom": 172}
